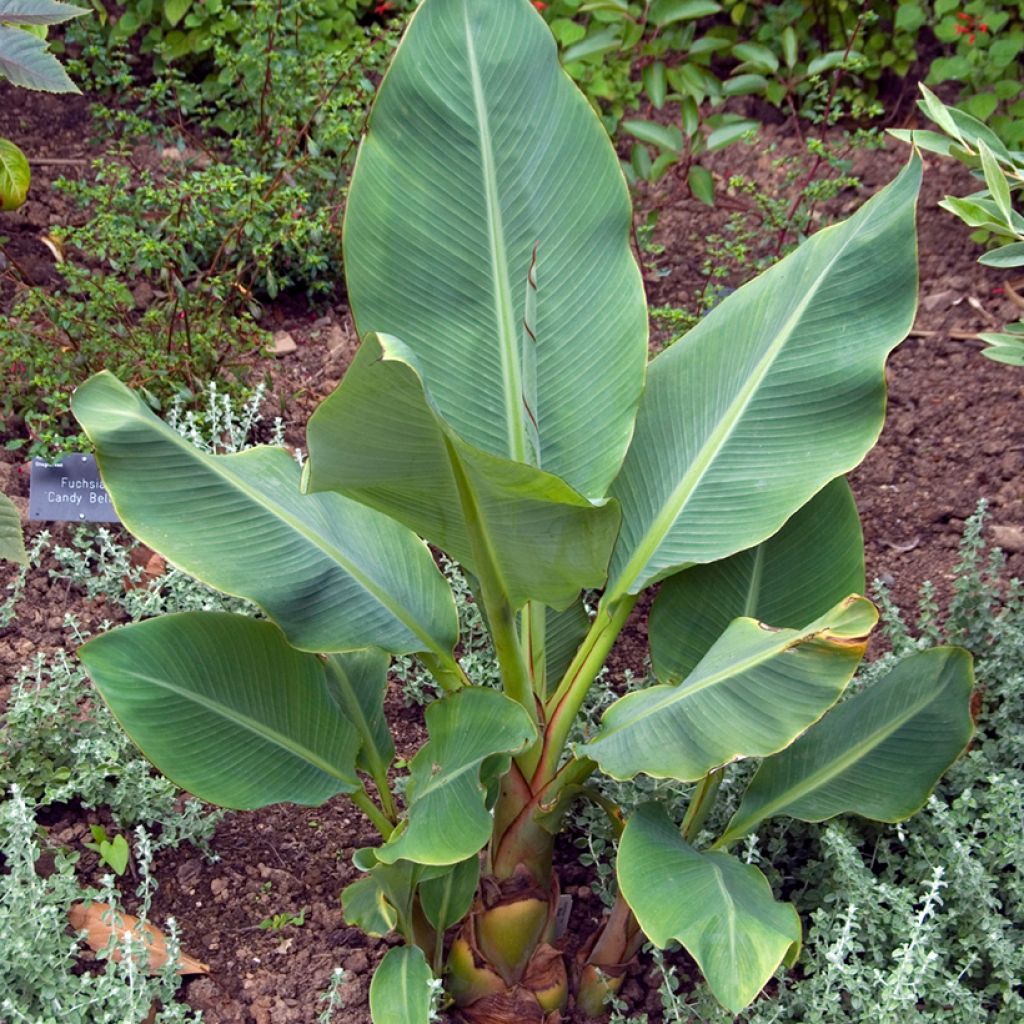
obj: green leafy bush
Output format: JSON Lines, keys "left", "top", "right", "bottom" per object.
{"left": 78, "top": 0, "right": 412, "bottom": 72}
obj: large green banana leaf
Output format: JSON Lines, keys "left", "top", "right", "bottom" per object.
{"left": 606, "top": 156, "right": 921, "bottom": 601}
{"left": 78, "top": 613, "right": 363, "bottom": 809}
{"left": 720, "top": 647, "right": 975, "bottom": 843}
{"left": 618, "top": 804, "right": 800, "bottom": 1014}
{"left": 580, "top": 596, "right": 876, "bottom": 782}
{"left": 650, "top": 478, "right": 864, "bottom": 683}
{"left": 73, "top": 372, "right": 458, "bottom": 661}
{"left": 305, "top": 334, "right": 620, "bottom": 611}
{"left": 342, "top": 0, "right": 646, "bottom": 498}
{"left": 376, "top": 688, "right": 535, "bottom": 865}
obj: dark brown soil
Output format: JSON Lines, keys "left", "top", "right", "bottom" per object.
{"left": 2, "top": 79, "right": 1024, "bottom": 1024}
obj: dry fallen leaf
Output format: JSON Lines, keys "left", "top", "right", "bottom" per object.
{"left": 69, "top": 902, "right": 210, "bottom": 975}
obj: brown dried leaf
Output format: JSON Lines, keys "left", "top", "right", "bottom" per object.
{"left": 69, "top": 902, "right": 210, "bottom": 975}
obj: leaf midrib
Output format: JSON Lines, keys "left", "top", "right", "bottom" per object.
{"left": 462, "top": 0, "right": 526, "bottom": 464}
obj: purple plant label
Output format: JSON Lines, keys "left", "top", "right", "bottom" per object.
{"left": 29, "top": 454, "right": 120, "bottom": 523}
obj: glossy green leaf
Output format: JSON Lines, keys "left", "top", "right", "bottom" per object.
{"left": 324, "top": 649, "right": 394, "bottom": 794}
{"left": 78, "top": 613, "right": 363, "bottom": 809}
{"left": 980, "top": 332, "right": 1024, "bottom": 365}
{"left": 705, "top": 118, "right": 758, "bottom": 151}
{"left": 979, "top": 140, "right": 1013, "bottom": 226}
{"left": 163, "top": 0, "right": 190, "bottom": 26}
{"left": 0, "top": 136, "right": 30, "bottom": 210}
{"left": 605, "top": 157, "right": 921, "bottom": 601}
{"left": 0, "top": 24, "right": 77, "bottom": 90}
{"left": 341, "top": 873, "right": 398, "bottom": 937}
{"left": 419, "top": 854, "right": 480, "bottom": 932}
{"left": 305, "top": 334, "right": 620, "bottom": 612}
{"left": 642, "top": 60, "right": 666, "bottom": 108}
{"left": 723, "top": 73, "right": 768, "bottom": 97}
{"left": 978, "top": 242, "right": 1024, "bottom": 268}
{"left": 731, "top": 42, "right": 778, "bottom": 72}
{"left": 622, "top": 118, "right": 682, "bottom": 153}
{"left": 721, "top": 647, "right": 975, "bottom": 843}
{"left": 650, "top": 478, "right": 864, "bottom": 684}
{"left": 781, "top": 25, "right": 797, "bottom": 68}
{"left": 0, "top": 492, "right": 26, "bottom": 564}
{"left": 73, "top": 372, "right": 458, "bottom": 661}
{"left": 650, "top": 0, "right": 721, "bottom": 25}
{"left": 376, "top": 688, "right": 535, "bottom": 865}
{"left": 0, "top": 0, "right": 88, "bottom": 24}
{"left": 561, "top": 25, "right": 620, "bottom": 63}
{"left": 687, "top": 164, "right": 714, "bottom": 205}
{"left": 343, "top": 0, "right": 646, "bottom": 501}
{"left": 618, "top": 804, "right": 800, "bottom": 1014}
{"left": 888, "top": 128, "right": 957, "bottom": 157}
{"left": 369, "top": 946, "right": 435, "bottom": 1024}
{"left": 580, "top": 596, "right": 876, "bottom": 782}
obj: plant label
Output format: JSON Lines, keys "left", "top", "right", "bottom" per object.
{"left": 29, "top": 454, "right": 120, "bottom": 523}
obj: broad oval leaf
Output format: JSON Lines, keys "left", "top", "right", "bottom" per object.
{"left": 78, "top": 613, "right": 363, "bottom": 809}
{"left": 650, "top": 478, "right": 864, "bottom": 684}
{"left": 0, "top": 137, "right": 30, "bottom": 210}
{"left": 306, "top": 334, "right": 620, "bottom": 611}
{"left": 0, "top": 24, "right": 78, "bottom": 91}
{"left": 579, "top": 596, "right": 877, "bottom": 782}
{"left": 720, "top": 646, "right": 976, "bottom": 843}
{"left": 343, "top": 0, "right": 647, "bottom": 499}
{"left": 618, "top": 804, "right": 800, "bottom": 1014}
{"left": 370, "top": 946, "right": 435, "bottom": 1024}
{"left": 73, "top": 372, "right": 458, "bottom": 660}
{"left": 376, "top": 687, "right": 535, "bottom": 866}
{"left": 606, "top": 156, "right": 921, "bottom": 600}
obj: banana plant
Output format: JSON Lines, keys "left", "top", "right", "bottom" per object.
{"left": 73, "top": 1, "right": 976, "bottom": 1020}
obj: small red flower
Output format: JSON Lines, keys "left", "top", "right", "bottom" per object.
{"left": 533, "top": 1, "right": 547, "bottom": 9}
{"left": 375, "top": 1, "right": 394, "bottom": 13}
{"left": 955, "top": 10, "right": 970, "bottom": 19}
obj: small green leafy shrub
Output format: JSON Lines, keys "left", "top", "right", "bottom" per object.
{"left": 77, "top": 0, "right": 411, "bottom": 73}
{"left": 0, "top": 198, "right": 262, "bottom": 456}
{"left": 79, "top": 1, "right": 401, "bottom": 296}
{"left": 725, "top": 1, "right": 1024, "bottom": 146}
